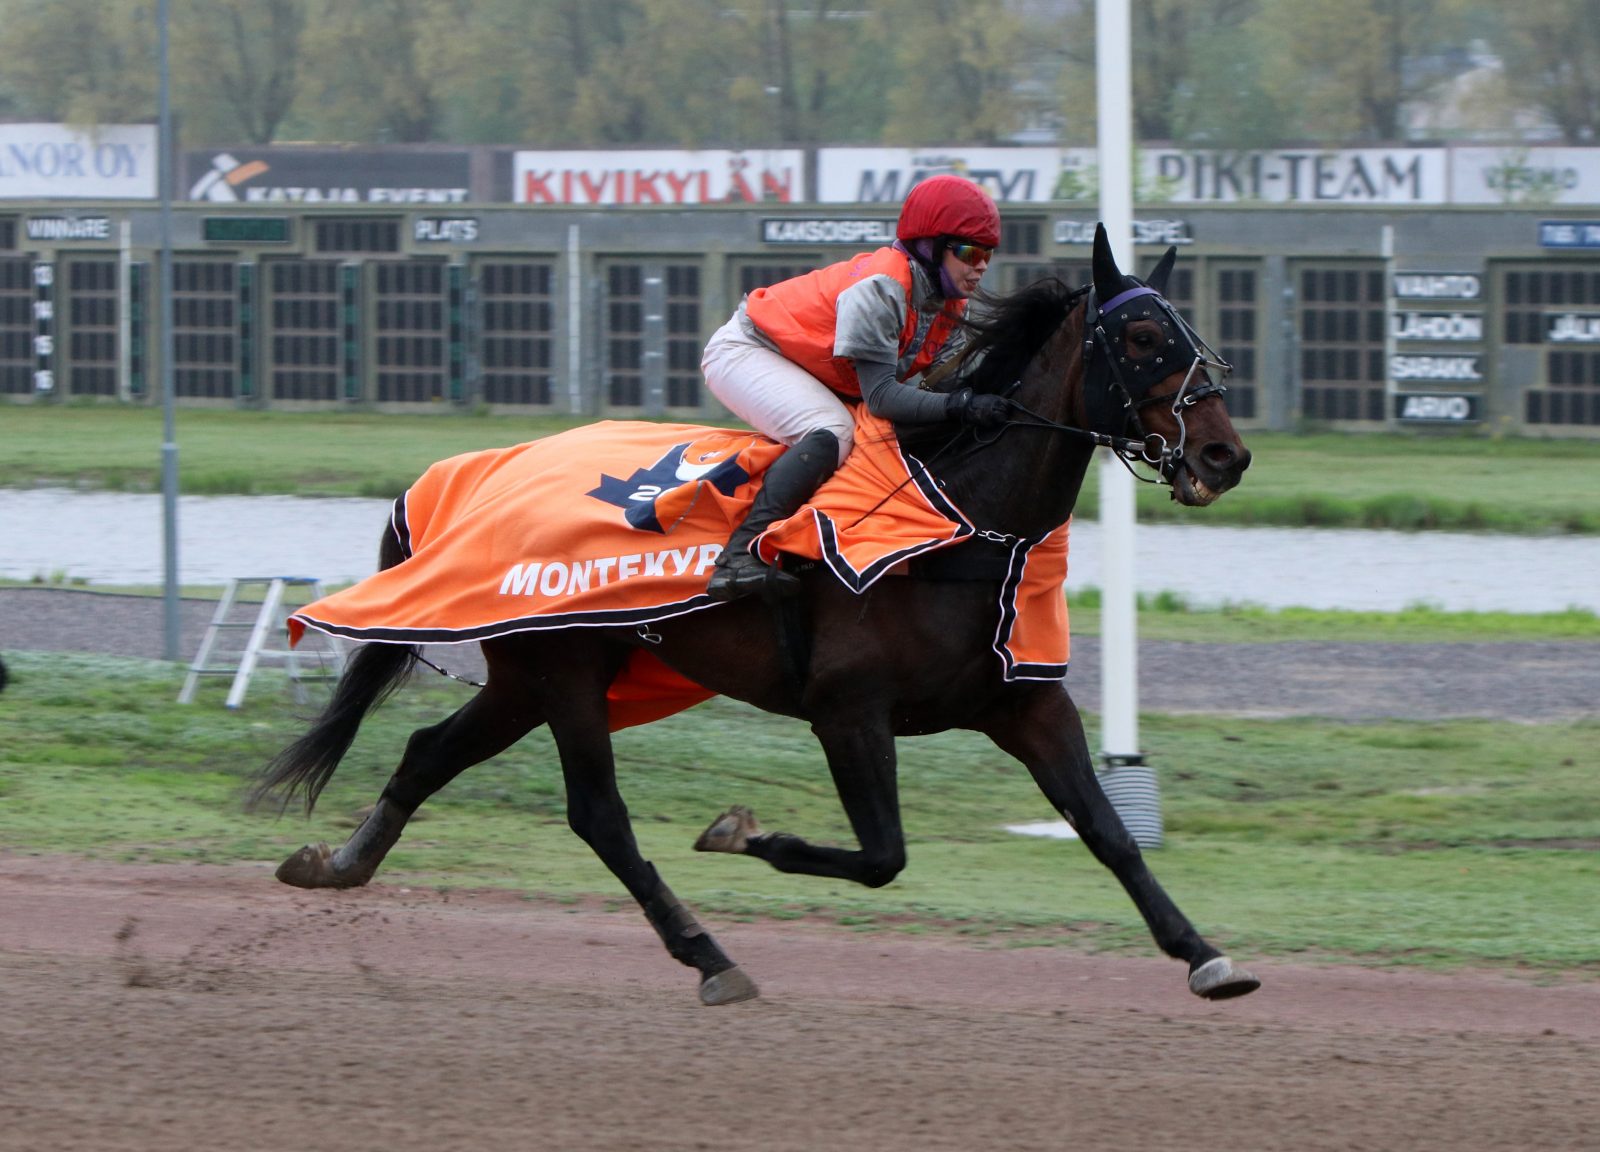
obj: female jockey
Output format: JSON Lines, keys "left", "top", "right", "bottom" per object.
{"left": 700, "top": 173, "right": 1010, "bottom": 601}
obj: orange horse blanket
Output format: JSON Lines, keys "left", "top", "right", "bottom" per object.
{"left": 289, "top": 412, "right": 1069, "bottom": 729}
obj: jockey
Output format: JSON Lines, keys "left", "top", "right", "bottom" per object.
{"left": 701, "top": 173, "right": 1010, "bottom": 601}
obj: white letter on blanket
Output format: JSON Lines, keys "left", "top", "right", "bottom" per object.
{"left": 500, "top": 563, "right": 542, "bottom": 595}
{"left": 539, "top": 562, "right": 570, "bottom": 597}
{"left": 567, "top": 560, "right": 592, "bottom": 594}
{"left": 644, "top": 551, "right": 668, "bottom": 577}
{"left": 618, "top": 554, "right": 642, "bottom": 581}
{"left": 668, "top": 548, "right": 694, "bottom": 575}
{"left": 695, "top": 543, "right": 722, "bottom": 574}
{"left": 593, "top": 556, "right": 617, "bottom": 585}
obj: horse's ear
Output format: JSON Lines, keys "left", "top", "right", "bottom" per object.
{"left": 1146, "top": 246, "right": 1178, "bottom": 293}
{"left": 1092, "top": 223, "right": 1126, "bottom": 301}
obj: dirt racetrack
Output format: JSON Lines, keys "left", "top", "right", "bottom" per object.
{"left": 3, "top": 854, "right": 1598, "bottom": 1152}
{"left": 5, "top": 589, "right": 1600, "bottom": 1148}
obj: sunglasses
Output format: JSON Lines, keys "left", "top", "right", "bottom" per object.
{"left": 947, "top": 240, "right": 995, "bottom": 267}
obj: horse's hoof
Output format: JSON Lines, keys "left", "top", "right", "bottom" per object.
{"left": 699, "top": 965, "right": 759, "bottom": 1006}
{"left": 274, "top": 842, "right": 367, "bottom": 889}
{"left": 1188, "top": 956, "right": 1261, "bottom": 1000}
{"left": 694, "top": 805, "right": 762, "bottom": 853}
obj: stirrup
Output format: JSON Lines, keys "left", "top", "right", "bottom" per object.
{"left": 705, "top": 557, "right": 800, "bottom": 603}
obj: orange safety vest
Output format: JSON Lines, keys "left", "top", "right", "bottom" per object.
{"left": 743, "top": 247, "right": 967, "bottom": 398}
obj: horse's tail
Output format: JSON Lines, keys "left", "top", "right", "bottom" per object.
{"left": 248, "top": 520, "right": 417, "bottom": 815}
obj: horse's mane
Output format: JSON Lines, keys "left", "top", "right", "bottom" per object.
{"left": 893, "top": 277, "right": 1088, "bottom": 457}
{"left": 943, "top": 277, "right": 1089, "bottom": 397}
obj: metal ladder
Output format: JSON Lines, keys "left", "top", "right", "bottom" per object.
{"left": 178, "top": 577, "right": 346, "bottom": 708}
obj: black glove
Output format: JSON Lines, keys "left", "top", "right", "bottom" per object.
{"left": 948, "top": 387, "right": 1010, "bottom": 428}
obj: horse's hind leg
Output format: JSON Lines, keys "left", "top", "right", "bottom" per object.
{"left": 536, "top": 637, "right": 756, "bottom": 1006}
{"left": 984, "top": 685, "right": 1259, "bottom": 1000}
{"left": 696, "top": 713, "right": 909, "bottom": 889}
{"left": 277, "top": 653, "right": 546, "bottom": 889}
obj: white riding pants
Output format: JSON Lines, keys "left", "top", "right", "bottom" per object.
{"left": 701, "top": 314, "right": 854, "bottom": 466}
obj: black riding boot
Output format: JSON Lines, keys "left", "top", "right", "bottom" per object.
{"left": 706, "top": 428, "right": 840, "bottom": 602}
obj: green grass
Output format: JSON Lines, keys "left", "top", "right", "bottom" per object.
{"left": 0, "top": 404, "right": 602, "bottom": 500}
{"left": 1069, "top": 589, "right": 1600, "bottom": 643}
{"left": 1137, "top": 430, "right": 1600, "bottom": 535}
{"left": 2, "top": 651, "right": 1596, "bottom": 973}
{"left": 5, "top": 404, "right": 1600, "bottom": 533}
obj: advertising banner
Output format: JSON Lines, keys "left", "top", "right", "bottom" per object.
{"left": 512, "top": 150, "right": 805, "bottom": 204}
{"left": 1450, "top": 148, "right": 1600, "bottom": 205}
{"left": 184, "top": 148, "right": 472, "bottom": 203}
{"left": 817, "top": 148, "right": 1070, "bottom": 203}
{"left": 0, "top": 124, "right": 157, "bottom": 199}
{"left": 819, "top": 146, "right": 1449, "bottom": 204}
{"left": 1144, "top": 148, "right": 1447, "bottom": 203}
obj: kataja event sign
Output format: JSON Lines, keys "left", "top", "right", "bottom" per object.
{"left": 184, "top": 149, "right": 472, "bottom": 203}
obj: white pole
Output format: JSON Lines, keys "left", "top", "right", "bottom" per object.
{"left": 567, "top": 223, "right": 583, "bottom": 415}
{"left": 118, "top": 218, "right": 132, "bottom": 403}
{"left": 158, "top": 0, "right": 181, "bottom": 661}
{"left": 1095, "top": 0, "right": 1160, "bottom": 846}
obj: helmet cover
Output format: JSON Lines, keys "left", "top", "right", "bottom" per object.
{"left": 896, "top": 175, "right": 1001, "bottom": 247}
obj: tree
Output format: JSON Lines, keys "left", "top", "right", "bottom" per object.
{"left": 294, "top": 0, "right": 447, "bottom": 143}
{"left": 170, "top": 0, "right": 308, "bottom": 145}
{"left": 0, "top": 0, "right": 156, "bottom": 126}
{"left": 876, "top": 0, "right": 1032, "bottom": 144}
{"left": 1055, "top": 0, "right": 1263, "bottom": 145}
{"left": 1477, "top": 0, "right": 1600, "bottom": 143}
{"left": 1249, "top": 0, "right": 1462, "bottom": 142}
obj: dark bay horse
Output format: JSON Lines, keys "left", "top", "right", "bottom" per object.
{"left": 254, "top": 225, "right": 1257, "bottom": 1005}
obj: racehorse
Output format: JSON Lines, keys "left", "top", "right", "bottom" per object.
{"left": 253, "top": 225, "right": 1257, "bottom": 1005}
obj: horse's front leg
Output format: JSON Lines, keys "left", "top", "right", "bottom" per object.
{"left": 982, "top": 684, "right": 1259, "bottom": 1000}
{"left": 696, "top": 713, "right": 908, "bottom": 888}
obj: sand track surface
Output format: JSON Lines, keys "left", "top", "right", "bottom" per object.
{"left": 3, "top": 855, "right": 1597, "bottom": 1152}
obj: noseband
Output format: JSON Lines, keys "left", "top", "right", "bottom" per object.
{"left": 982, "top": 284, "right": 1231, "bottom": 483}
{"left": 1080, "top": 284, "right": 1232, "bottom": 477}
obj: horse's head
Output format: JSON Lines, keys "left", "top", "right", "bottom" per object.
{"left": 1086, "top": 223, "right": 1251, "bottom": 506}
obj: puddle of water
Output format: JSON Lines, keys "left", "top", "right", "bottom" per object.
{"left": 5, "top": 488, "right": 1600, "bottom": 614}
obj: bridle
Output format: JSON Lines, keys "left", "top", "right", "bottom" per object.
{"left": 966, "top": 281, "right": 1232, "bottom": 484}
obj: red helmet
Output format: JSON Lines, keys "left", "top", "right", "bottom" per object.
{"left": 896, "top": 175, "right": 1001, "bottom": 248}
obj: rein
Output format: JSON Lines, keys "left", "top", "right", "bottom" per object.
{"left": 847, "top": 289, "right": 1229, "bottom": 529}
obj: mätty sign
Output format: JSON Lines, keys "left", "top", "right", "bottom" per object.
{"left": 0, "top": 124, "right": 156, "bottom": 199}
{"left": 513, "top": 150, "right": 805, "bottom": 204}
{"left": 817, "top": 148, "right": 1065, "bottom": 203}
